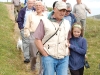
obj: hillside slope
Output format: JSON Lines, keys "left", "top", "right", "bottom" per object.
{"left": 0, "top": 2, "right": 100, "bottom": 75}
{"left": 92, "top": 14, "right": 100, "bottom": 19}
{"left": 84, "top": 18, "right": 100, "bottom": 75}
{"left": 0, "top": 3, "right": 38, "bottom": 75}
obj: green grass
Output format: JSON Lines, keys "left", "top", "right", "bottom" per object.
{"left": 0, "top": 3, "right": 32, "bottom": 75}
{"left": 0, "top": 2, "right": 17, "bottom": 75}
{"left": 0, "top": 2, "right": 100, "bottom": 75}
{"left": 84, "top": 18, "right": 100, "bottom": 75}
{"left": 0, "top": 2, "right": 20, "bottom": 75}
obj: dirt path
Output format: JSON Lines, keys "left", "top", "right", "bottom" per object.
{"left": 5, "top": 4, "right": 39, "bottom": 75}
{"left": 5, "top": 4, "right": 20, "bottom": 42}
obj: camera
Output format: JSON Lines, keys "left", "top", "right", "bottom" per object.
{"left": 84, "top": 60, "right": 90, "bottom": 69}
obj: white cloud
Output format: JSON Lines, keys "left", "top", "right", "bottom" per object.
{"left": 85, "top": 1, "right": 100, "bottom": 8}
{"left": 43, "top": 0, "right": 100, "bottom": 16}
{"left": 43, "top": 0, "right": 100, "bottom": 8}
{"left": 0, "top": 0, "right": 100, "bottom": 16}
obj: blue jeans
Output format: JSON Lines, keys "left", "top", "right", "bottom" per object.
{"left": 41, "top": 55, "right": 69, "bottom": 75}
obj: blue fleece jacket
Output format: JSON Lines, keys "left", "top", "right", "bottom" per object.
{"left": 69, "top": 37, "right": 87, "bottom": 70}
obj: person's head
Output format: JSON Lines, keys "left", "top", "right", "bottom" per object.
{"left": 65, "top": 3, "right": 72, "bottom": 16}
{"left": 27, "top": 0, "right": 36, "bottom": 9}
{"left": 52, "top": 1, "right": 58, "bottom": 9}
{"left": 53, "top": 1, "right": 67, "bottom": 21}
{"left": 71, "top": 23, "right": 83, "bottom": 37}
{"left": 76, "top": 0, "right": 81, "bottom": 4}
{"left": 35, "top": 1, "right": 44, "bottom": 14}
{"left": 62, "top": 0, "right": 67, "bottom": 2}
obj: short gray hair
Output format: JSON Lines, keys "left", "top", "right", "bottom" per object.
{"left": 35, "top": 1, "right": 44, "bottom": 6}
{"left": 66, "top": 3, "right": 72, "bottom": 8}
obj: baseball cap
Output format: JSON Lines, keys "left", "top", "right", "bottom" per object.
{"left": 55, "top": 1, "right": 67, "bottom": 10}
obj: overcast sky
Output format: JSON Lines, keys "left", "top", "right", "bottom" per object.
{"left": 0, "top": 0, "right": 100, "bottom": 16}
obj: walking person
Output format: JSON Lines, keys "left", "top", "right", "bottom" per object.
{"left": 17, "top": 0, "right": 36, "bottom": 63}
{"left": 24, "top": 0, "right": 27, "bottom": 6}
{"left": 34, "top": 1, "right": 71, "bottom": 75}
{"left": 24, "top": 1, "right": 46, "bottom": 71}
{"left": 68, "top": 23, "right": 87, "bottom": 75}
{"left": 73, "top": 0, "right": 91, "bottom": 32}
{"left": 11, "top": 0, "right": 21, "bottom": 22}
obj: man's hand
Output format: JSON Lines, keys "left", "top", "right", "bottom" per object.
{"left": 41, "top": 51, "right": 48, "bottom": 57}
{"left": 35, "top": 39, "right": 49, "bottom": 57}
{"left": 88, "top": 10, "right": 91, "bottom": 14}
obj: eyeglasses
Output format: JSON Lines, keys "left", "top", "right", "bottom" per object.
{"left": 66, "top": 10, "right": 71, "bottom": 12}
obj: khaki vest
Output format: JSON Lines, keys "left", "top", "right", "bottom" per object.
{"left": 42, "top": 18, "right": 71, "bottom": 59}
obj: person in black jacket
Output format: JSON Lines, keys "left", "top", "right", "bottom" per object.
{"left": 17, "top": 0, "right": 36, "bottom": 63}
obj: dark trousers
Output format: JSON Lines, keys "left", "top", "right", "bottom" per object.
{"left": 29, "top": 33, "right": 38, "bottom": 70}
{"left": 70, "top": 67, "right": 84, "bottom": 75}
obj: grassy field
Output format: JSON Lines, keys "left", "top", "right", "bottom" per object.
{"left": 84, "top": 18, "right": 100, "bottom": 75}
{"left": 0, "top": 2, "right": 100, "bottom": 75}
{"left": 0, "top": 3, "right": 35, "bottom": 75}
{"left": 0, "top": 2, "right": 18, "bottom": 75}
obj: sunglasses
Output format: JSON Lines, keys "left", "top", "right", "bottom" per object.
{"left": 66, "top": 10, "right": 71, "bottom": 12}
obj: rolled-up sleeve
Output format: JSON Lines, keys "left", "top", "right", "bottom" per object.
{"left": 67, "top": 30, "right": 71, "bottom": 40}
{"left": 34, "top": 19, "right": 45, "bottom": 40}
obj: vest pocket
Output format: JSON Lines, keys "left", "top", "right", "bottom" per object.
{"left": 44, "top": 44, "right": 56, "bottom": 57}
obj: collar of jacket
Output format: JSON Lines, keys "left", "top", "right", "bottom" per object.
{"left": 48, "top": 11, "right": 64, "bottom": 22}
{"left": 26, "top": 6, "right": 36, "bottom": 11}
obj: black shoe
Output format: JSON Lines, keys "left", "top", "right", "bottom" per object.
{"left": 24, "top": 59, "right": 30, "bottom": 63}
